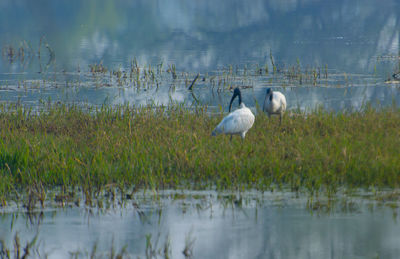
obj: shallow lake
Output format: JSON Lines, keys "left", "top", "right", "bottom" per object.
{"left": 1, "top": 1, "right": 400, "bottom": 258}
{"left": 1, "top": 191, "right": 400, "bottom": 259}
{"left": 0, "top": 0, "right": 399, "bottom": 111}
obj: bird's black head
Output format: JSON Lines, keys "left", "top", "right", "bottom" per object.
{"left": 229, "top": 88, "right": 242, "bottom": 112}
{"left": 266, "top": 88, "right": 273, "bottom": 101}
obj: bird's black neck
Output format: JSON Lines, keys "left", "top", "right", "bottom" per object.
{"left": 229, "top": 89, "right": 242, "bottom": 112}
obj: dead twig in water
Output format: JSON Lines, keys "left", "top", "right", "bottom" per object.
{"left": 188, "top": 73, "right": 200, "bottom": 90}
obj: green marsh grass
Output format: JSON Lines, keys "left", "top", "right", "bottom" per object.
{"left": 1, "top": 103, "right": 400, "bottom": 206}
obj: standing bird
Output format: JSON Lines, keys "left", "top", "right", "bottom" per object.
{"left": 263, "top": 88, "right": 286, "bottom": 124}
{"left": 212, "top": 88, "right": 255, "bottom": 140}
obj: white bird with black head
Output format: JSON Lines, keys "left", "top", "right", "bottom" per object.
{"left": 212, "top": 88, "right": 255, "bottom": 140}
{"left": 263, "top": 88, "right": 286, "bottom": 124}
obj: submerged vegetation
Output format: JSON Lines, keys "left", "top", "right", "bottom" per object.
{"left": 0, "top": 102, "right": 400, "bottom": 207}
{"left": 1, "top": 36, "right": 368, "bottom": 94}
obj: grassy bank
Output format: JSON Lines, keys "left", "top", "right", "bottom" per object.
{"left": 0, "top": 103, "right": 400, "bottom": 205}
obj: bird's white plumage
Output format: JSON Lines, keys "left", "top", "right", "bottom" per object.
{"left": 212, "top": 103, "right": 255, "bottom": 139}
{"left": 263, "top": 90, "right": 286, "bottom": 120}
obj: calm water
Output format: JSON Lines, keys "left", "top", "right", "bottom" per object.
{"left": 1, "top": 191, "right": 400, "bottom": 259}
{"left": 0, "top": 0, "right": 399, "bottom": 111}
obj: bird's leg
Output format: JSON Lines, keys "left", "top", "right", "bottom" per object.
{"left": 279, "top": 114, "right": 282, "bottom": 125}
{"left": 230, "top": 135, "right": 233, "bottom": 142}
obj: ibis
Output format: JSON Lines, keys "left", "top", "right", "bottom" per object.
{"left": 263, "top": 88, "right": 286, "bottom": 124}
{"left": 212, "top": 88, "right": 255, "bottom": 140}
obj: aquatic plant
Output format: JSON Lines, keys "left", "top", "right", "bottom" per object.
{"left": 0, "top": 233, "right": 40, "bottom": 259}
{"left": 89, "top": 61, "right": 108, "bottom": 74}
{"left": 182, "top": 230, "right": 195, "bottom": 258}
